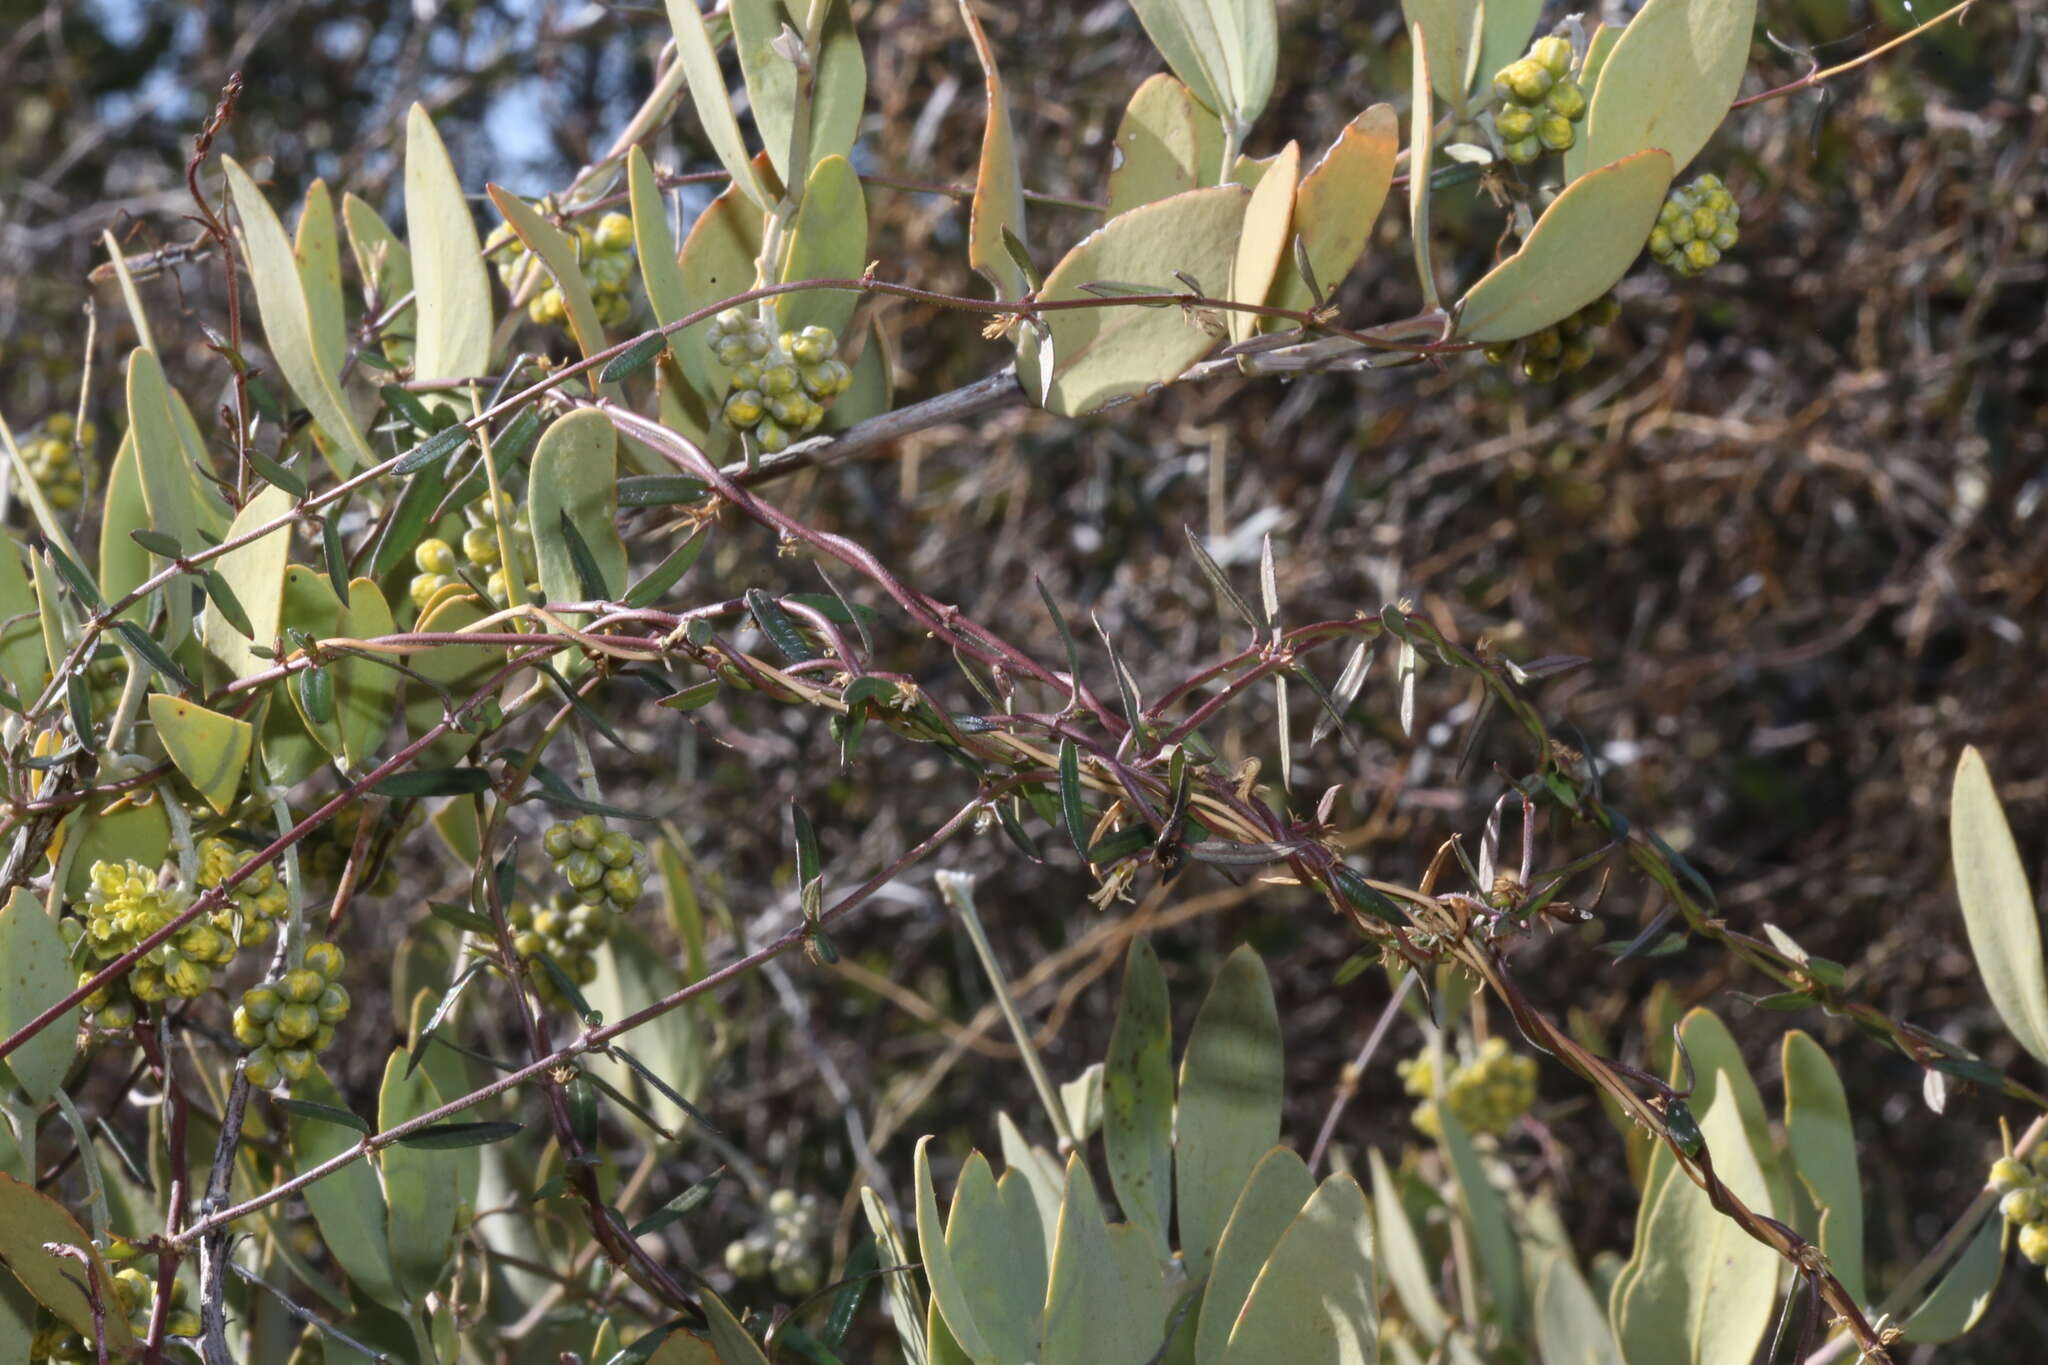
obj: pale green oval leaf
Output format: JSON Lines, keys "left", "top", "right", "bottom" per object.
{"left": 295, "top": 179, "right": 347, "bottom": 379}
{"left": 147, "top": 693, "right": 253, "bottom": 816}
{"left": 0, "top": 543, "right": 43, "bottom": 706}
{"left": 822, "top": 315, "right": 894, "bottom": 432}
{"left": 1472, "top": 0, "right": 1546, "bottom": 103}
{"left": 222, "top": 158, "right": 374, "bottom": 474}
{"left": 1040, "top": 1153, "right": 1149, "bottom": 1365}
{"left": 0, "top": 890, "right": 79, "bottom": 1106}
{"left": 125, "top": 348, "right": 202, "bottom": 645}
{"left": 0, "top": 1171, "right": 131, "bottom": 1346}
{"left": 97, "top": 435, "right": 151, "bottom": 627}
{"left": 628, "top": 146, "right": 688, "bottom": 331}
{"left": 1950, "top": 745, "right": 2048, "bottom": 1065}
{"left": 778, "top": 155, "right": 868, "bottom": 336}
{"left": 1106, "top": 75, "right": 1205, "bottom": 218}
{"left": 583, "top": 923, "right": 708, "bottom": 1132}
{"left": 489, "top": 186, "right": 616, "bottom": 371}
{"left": 1195, "top": 1146, "right": 1316, "bottom": 1365}
{"left": 405, "top": 105, "right": 495, "bottom": 401}
{"left": 699, "top": 1282, "right": 771, "bottom": 1365}
{"left": 1900, "top": 1211, "right": 2002, "bottom": 1342}
{"left": 529, "top": 410, "right": 627, "bottom": 609}
{"left": 1455, "top": 149, "right": 1674, "bottom": 343}
{"left": 336, "top": 578, "right": 398, "bottom": 770}
{"left": 731, "top": 0, "right": 863, "bottom": 190}
{"left": 1535, "top": 1252, "right": 1625, "bottom": 1365}
{"left": 1126, "top": 0, "right": 1227, "bottom": 118}
{"left": 1037, "top": 185, "right": 1248, "bottom": 416}
{"left": 1367, "top": 1146, "right": 1446, "bottom": 1345}
{"left": 342, "top": 191, "right": 415, "bottom": 361}
{"left": 1228, "top": 140, "right": 1298, "bottom": 343}
{"left": 1781, "top": 1030, "right": 1864, "bottom": 1306}
{"left": 1402, "top": 0, "right": 1484, "bottom": 106}
{"left": 664, "top": 0, "right": 772, "bottom": 212}
{"left": 1579, "top": 0, "right": 1756, "bottom": 174}
{"left": 1220, "top": 1172, "right": 1376, "bottom": 1365}
{"left": 914, "top": 1135, "right": 994, "bottom": 1360}
{"left": 944, "top": 1152, "right": 1045, "bottom": 1364}
{"left": 379, "top": 1049, "right": 461, "bottom": 1303}
{"left": 677, "top": 174, "right": 768, "bottom": 432}
{"left": 1266, "top": 104, "right": 1398, "bottom": 319}
{"left": 290, "top": 1066, "right": 405, "bottom": 1309}
{"left": 960, "top": 0, "right": 1030, "bottom": 303}
{"left": 1105, "top": 937, "right": 1174, "bottom": 1258}
{"left": 996, "top": 1111, "right": 1064, "bottom": 1250}
{"left": 201, "top": 485, "right": 293, "bottom": 682}
{"left": 1175, "top": 943, "right": 1282, "bottom": 1278}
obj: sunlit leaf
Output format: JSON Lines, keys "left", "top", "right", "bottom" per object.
{"left": 405, "top": 104, "right": 495, "bottom": 408}
{"left": 490, "top": 186, "right": 616, "bottom": 370}
{"left": 0, "top": 1171, "right": 131, "bottom": 1346}
{"left": 1176, "top": 944, "right": 1282, "bottom": 1278}
{"left": 530, "top": 411, "right": 628, "bottom": 611}
{"left": 1534, "top": 1252, "right": 1625, "bottom": 1365}
{"left": 1265, "top": 105, "right": 1398, "bottom": 320}
{"left": 294, "top": 179, "right": 347, "bottom": 379}
{"left": 664, "top": 0, "right": 772, "bottom": 211}
{"left": 778, "top": 155, "right": 867, "bottom": 337}
{"left": 1579, "top": 0, "right": 1756, "bottom": 173}
{"left": 1228, "top": 140, "right": 1299, "bottom": 343}
{"left": 1219, "top": 1173, "right": 1376, "bottom": 1365}
{"left": 1401, "top": 0, "right": 1484, "bottom": 106}
{"left": 0, "top": 890, "right": 80, "bottom": 1105}
{"left": 1781, "top": 1030, "right": 1864, "bottom": 1306}
{"left": 147, "top": 693, "right": 253, "bottom": 816}
{"left": 1195, "top": 1147, "right": 1316, "bottom": 1365}
{"left": 1950, "top": 746, "right": 2048, "bottom": 1064}
{"left": 1368, "top": 1145, "right": 1446, "bottom": 1344}
{"left": 959, "top": 0, "right": 1030, "bottom": 308}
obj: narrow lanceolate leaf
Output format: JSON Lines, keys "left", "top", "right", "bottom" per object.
{"left": 1057, "top": 738, "right": 1090, "bottom": 859}
{"left": 115, "top": 622, "right": 193, "bottom": 694}
{"left": 1408, "top": 25, "right": 1439, "bottom": 310}
{"left": 664, "top": 0, "right": 771, "bottom": 211}
{"left": 275, "top": 1098, "right": 372, "bottom": 1134}
{"left": 628, "top": 146, "right": 689, "bottom": 331}
{"left": 1535, "top": 1253, "right": 1626, "bottom": 1365}
{"left": 1177, "top": 945, "right": 1283, "bottom": 1278}
{"left": 396, "top": 1121, "right": 522, "bottom": 1149}
{"left": 913, "top": 1136, "right": 992, "bottom": 1360}
{"left": 1104, "top": 937, "right": 1174, "bottom": 1257}
{"left": 1455, "top": 150, "right": 1674, "bottom": 343}
{"left": 147, "top": 694, "right": 253, "bottom": 816}
{"left": 1312, "top": 638, "right": 1372, "bottom": 748}
{"left": 958, "top": 0, "right": 1029, "bottom": 303}
{"left": 1950, "top": 746, "right": 2048, "bottom": 1065}
{"left": 1219, "top": 1173, "right": 1376, "bottom": 1365}
{"left": 222, "top": 158, "right": 375, "bottom": 473}
{"left": 294, "top": 179, "right": 348, "bottom": 378}
{"left": 601, "top": 331, "right": 671, "bottom": 383}
{"left": 1781, "top": 1030, "right": 1865, "bottom": 1306}
{"left": 1195, "top": 1147, "right": 1316, "bottom": 1365}
{"left": 394, "top": 422, "right": 472, "bottom": 477}
{"left": 1185, "top": 526, "right": 1261, "bottom": 629}
{"left": 1440, "top": 1110, "right": 1523, "bottom": 1328}
{"left": 1579, "top": 0, "right": 1757, "bottom": 174}
{"left": 124, "top": 348, "right": 203, "bottom": 646}
{"left": 405, "top": 105, "right": 493, "bottom": 404}
{"left": 1368, "top": 1145, "right": 1446, "bottom": 1344}
{"left": 745, "top": 589, "right": 815, "bottom": 661}
{"left": 0, "top": 890, "right": 81, "bottom": 1105}
{"left": 490, "top": 186, "right": 616, "bottom": 368}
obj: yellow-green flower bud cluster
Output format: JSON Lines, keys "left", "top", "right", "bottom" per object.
{"left": 18, "top": 414, "right": 96, "bottom": 511}
{"left": 1492, "top": 36, "right": 1585, "bottom": 166}
{"left": 1992, "top": 1150, "right": 2048, "bottom": 1279}
{"left": 723, "top": 1188, "right": 828, "bottom": 1296}
{"left": 542, "top": 815, "right": 646, "bottom": 912}
{"left": 708, "top": 310, "right": 853, "bottom": 455}
{"left": 69, "top": 861, "right": 235, "bottom": 1029}
{"left": 196, "top": 836, "right": 289, "bottom": 950}
{"left": 408, "top": 490, "right": 539, "bottom": 611}
{"left": 1481, "top": 292, "right": 1621, "bottom": 382}
{"left": 1648, "top": 173, "right": 1740, "bottom": 277}
{"left": 509, "top": 891, "right": 609, "bottom": 1004}
{"left": 234, "top": 941, "right": 350, "bottom": 1090}
{"left": 487, "top": 212, "right": 637, "bottom": 330}
{"left": 1397, "top": 1036, "right": 1537, "bottom": 1139}
{"left": 31, "top": 1268, "right": 197, "bottom": 1359}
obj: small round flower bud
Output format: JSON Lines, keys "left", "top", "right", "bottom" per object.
{"left": 1504, "top": 59, "right": 1553, "bottom": 102}
{"left": 561, "top": 851, "right": 604, "bottom": 890}
{"left": 570, "top": 815, "right": 605, "bottom": 849}
{"left": 754, "top": 419, "right": 790, "bottom": 454}
{"left": 1537, "top": 114, "right": 1575, "bottom": 152}
{"left": 594, "top": 212, "right": 634, "bottom": 252}
{"left": 1495, "top": 106, "right": 1536, "bottom": 141}
{"left": 232, "top": 1007, "right": 267, "bottom": 1048}
{"left": 243, "top": 984, "right": 283, "bottom": 1020}
{"left": 415, "top": 538, "right": 456, "bottom": 575}
{"left": 544, "top": 823, "right": 576, "bottom": 860}
{"left": 278, "top": 1048, "right": 317, "bottom": 1082}
{"left": 1990, "top": 1157, "right": 2029, "bottom": 1192}
{"left": 244, "top": 1048, "right": 281, "bottom": 1089}
{"left": 604, "top": 868, "right": 642, "bottom": 907}
{"left": 274, "top": 1003, "right": 320, "bottom": 1043}
{"left": 1546, "top": 79, "right": 1587, "bottom": 121}
{"left": 1530, "top": 35, "right": 1573, "bottom": 77}
{"left": 2002, "top": 1188, "right": 2044, "bottom": 1223}
{"left": 284, "top": 967, "right": 327, "bottom": 1002}
{"left": 1521, "top": 355, "right": 1559, "bottom": 383}
{"left": 2020, "top": 1220, "right": 2048, "bottom": 1265}
{"left": 1505, "top": 137, "right": 1541, "bottom": 166}
{"left": 317, "top": 983, "right": 352, "bottom": 1025}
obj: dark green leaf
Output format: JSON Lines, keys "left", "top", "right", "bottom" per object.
{"left": 994, "top": 798, "right": 1040, "bottom": 861}
{"left": 1663, "top": 1098, "right": 1704, "bottom": 1157}
{"left": 276, "top": 1098, "right": 372, "bottom": 1135}
{"left": 492, "top": 407, "right": 544, "bottom": 466}
{"left": 368, "top": 458, "right": 450, "bottom": 579}
{"left": 320, "top": 516, "right": 349, "bottom": 598}
{"left": 372, "top": 767, "right": 492, "bottom": 798}
{"left": 66, "top": 673, "right": 93, "bottom": 740}
{"left": 427, "top": 901, "right": 497, "bottom": 935}
{"left": 1087, "top": 825, "right": 1153, "bottom": 865}
{"left": 746, "top": 588, "right": 815, "bottom": 661}
{"left": 1928, "top": 1055, "right": 2005, "bottom": 1087}
{"left": 534, "top": 951, "right": 599, "bottom": 1022}
{"left": 395, "top": 1121, "right": 522, "bottom": 1149}
{"left": 1035, "top": 576, "right": 1083, "bottom": 703}
{"left": 297, "top": 663, "right": 334, "bottom": 726}
{"left": 657, "top": 679, "right": 722, "bottom": 712}
{"left": 1748, "top": 992, "right": 1818, "bottom": 1013}
{"left": 405, "top": 959, "right": 494, "bottom": 1077}
{"left": 1184, "top": 526, "right": 1260, "bottom": 630}
{"left": 609, "top": 1044, "right": 722, "bottom": 1135}
{"left": 622, "top": 531, "right": 708, "bottom": 608}
{"left": 379, "top": 383, "right": 437, "bottom": 432}
{"left": 1331, "top": 865, "right": 1406, "bottom": 926}
{"left": 822, "top": 1239, "right": 879, "bottom": 1346}
{"left": 528, "top": 764, "right": 654, "bottom": 821}
{"left": 779, "top": 1325, "right": 845, "bottom": 1365}
{"left": 617, "top": 475, "right": 711, "bottom": 508}
{"left": 245, "top": 451, "right": 306, "bottom": 497}
{"left": 842, "top": 677, "right": 895, "bottom": 709}
{"left": 557, "top": 510, "right": 614, "bottom": 601}
{"left": 791, "top": 802, "right": 822, "bottom": 917}
{"left": 600, "top": 331, "right": 671, "bottom": 382}
{"left": 629, "top": 1166, "right": 726, "bottom": 1237}
{"left": 394, "top": 423, "right": 472, "bottom": 476}
{"left": 46, "top": 544, "right": 104, "bottom": 612}
{"left": 114, "top": 622, "right": 195, "bottom": 694}
{"left": 1058, "top": 738, "right": 1089, "bottom": 859}
{"left": 129, "top": 529, "right": 184, "bottom": 559}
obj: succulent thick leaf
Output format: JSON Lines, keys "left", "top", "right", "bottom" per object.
{"left": 1105, "top": 937, "right": 1174, "bottom": 1257}
{"left": 996, "top": 1112, "right": 1064, "bottom": 1248}
{"left": 863, "top": 1187, "right": 932, "bottom": 1365}
{"left": 730, "top": 0, "right": 864, "bottom": 189}
{"left": 1040, "top": 1155, "right": 1151, "bottom": 1365}
{"left": 1401, "top": 0, "right": 1483, "bottom": 107}
{"left": 1534, "top": 1253, "right": 1625, "bottom": 1365}
{"left": 336, "top": 578, "right": 397, "bottom": 769}
{"left": 125, "top": 347, "right": 203, "bottom": 644}
{"left": 295, "top": 179, "right": 347, "bottom": 379}
{"left": 1265, "top": 105, "right": 1397, "bottom": 320}
{"left": 223, "top": 158, "right": 374, "bottom": 473}
{"left": 1175, "top": 944, "right": 1282, "bottom": 1278}
{"left": 97, "top": 435, "right": 150, "bottom": 626}
{"left": 405, "top": 105, "right": 495, "bottom": 403}
{"left": 1455, "top": 149, "right": 1673, "bottom": 342}
{"left": 201, "top": 485, "right": 293, "bottom": 682}
{"left": 1578, "top": 0, "right": 1756, "bottom": 174}
{"left": 0, "top": 890, "right": 79, "bottom": 1105}
{"left": 1126, "top": 0, "right": 1275, "bottom": 134}
{"left": 0, "top": 543, "right": 41, "bottom": 706}
{"left": 529, "top": 410, "right": 628, "bottom": 608}
{"left": 1610, "top": 1010, "right": 1779, "bottom": 1365}
{"left": 1106, "top": 75, "right": 1209, "bottom": 217}
{"left": 1195, "top": 1147, "right": 1316, "bottom": 1365}
{"left": 778, "top": 155, "right": 868, "bottom": 336}
{"left": 1367, "top": 1147, "right": 1445, "bottom": 1344}
{"left": 1227, "top": 141, "right": 1299, "bottom": 344}
{"left": 1220, "top": 1172, "right": 1376, "bottom": 1365}
{"left": 677, "top": 172, "right": 768, "bottom": 428}
{"left": 628, "top": 146, "right": 689, "bottom": 333}
{"left": 958, "top": 0, "right": 1029, "bottom": 307}
{"left": 915, "top": 1136, "right": 995, "bottom": 1360}
{"left": 0, "top": 1171, "right": 132, "bottom": 1346}
{"left": 1471, "top": 0, "right": 1545, "bottom": 103}
{"left": 1900, "top": 1213, "right": 2003, "bottom": 1342}
{"left": 490, "top": 186, "right": 616, "bottom": 370}
{"left": 1780, "top": 1031, "right": 1864, "bottom": 1305}
{"left": 291, "top": 1067, "right": 406, "bottom": 1309}
{"left": 584, "top": 923, "right": 709, "bottom": 1132}
{"left": 1439, "top": 1111, "right": 1523, "bottom": 1328}
{"left": 1036, "top": 186, "right": 1249, "bottom": 416}
{"left": 1949, "top": 745, "right": 2048, "bottom": 1064}
{"left": 944, "top": 1153, "right": 1047, "bottom": 1364}
{"left": 147, "top": 694, "right": 253, "bottom": 816}
{"left": 55, "top": 799, "right": 171, "bottom": 899}
{"left": 664, "top": 0, "right": 772, "bottom": 211}
{"left": 379, "top": 1050, "right": 462, "bottom": 1302}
